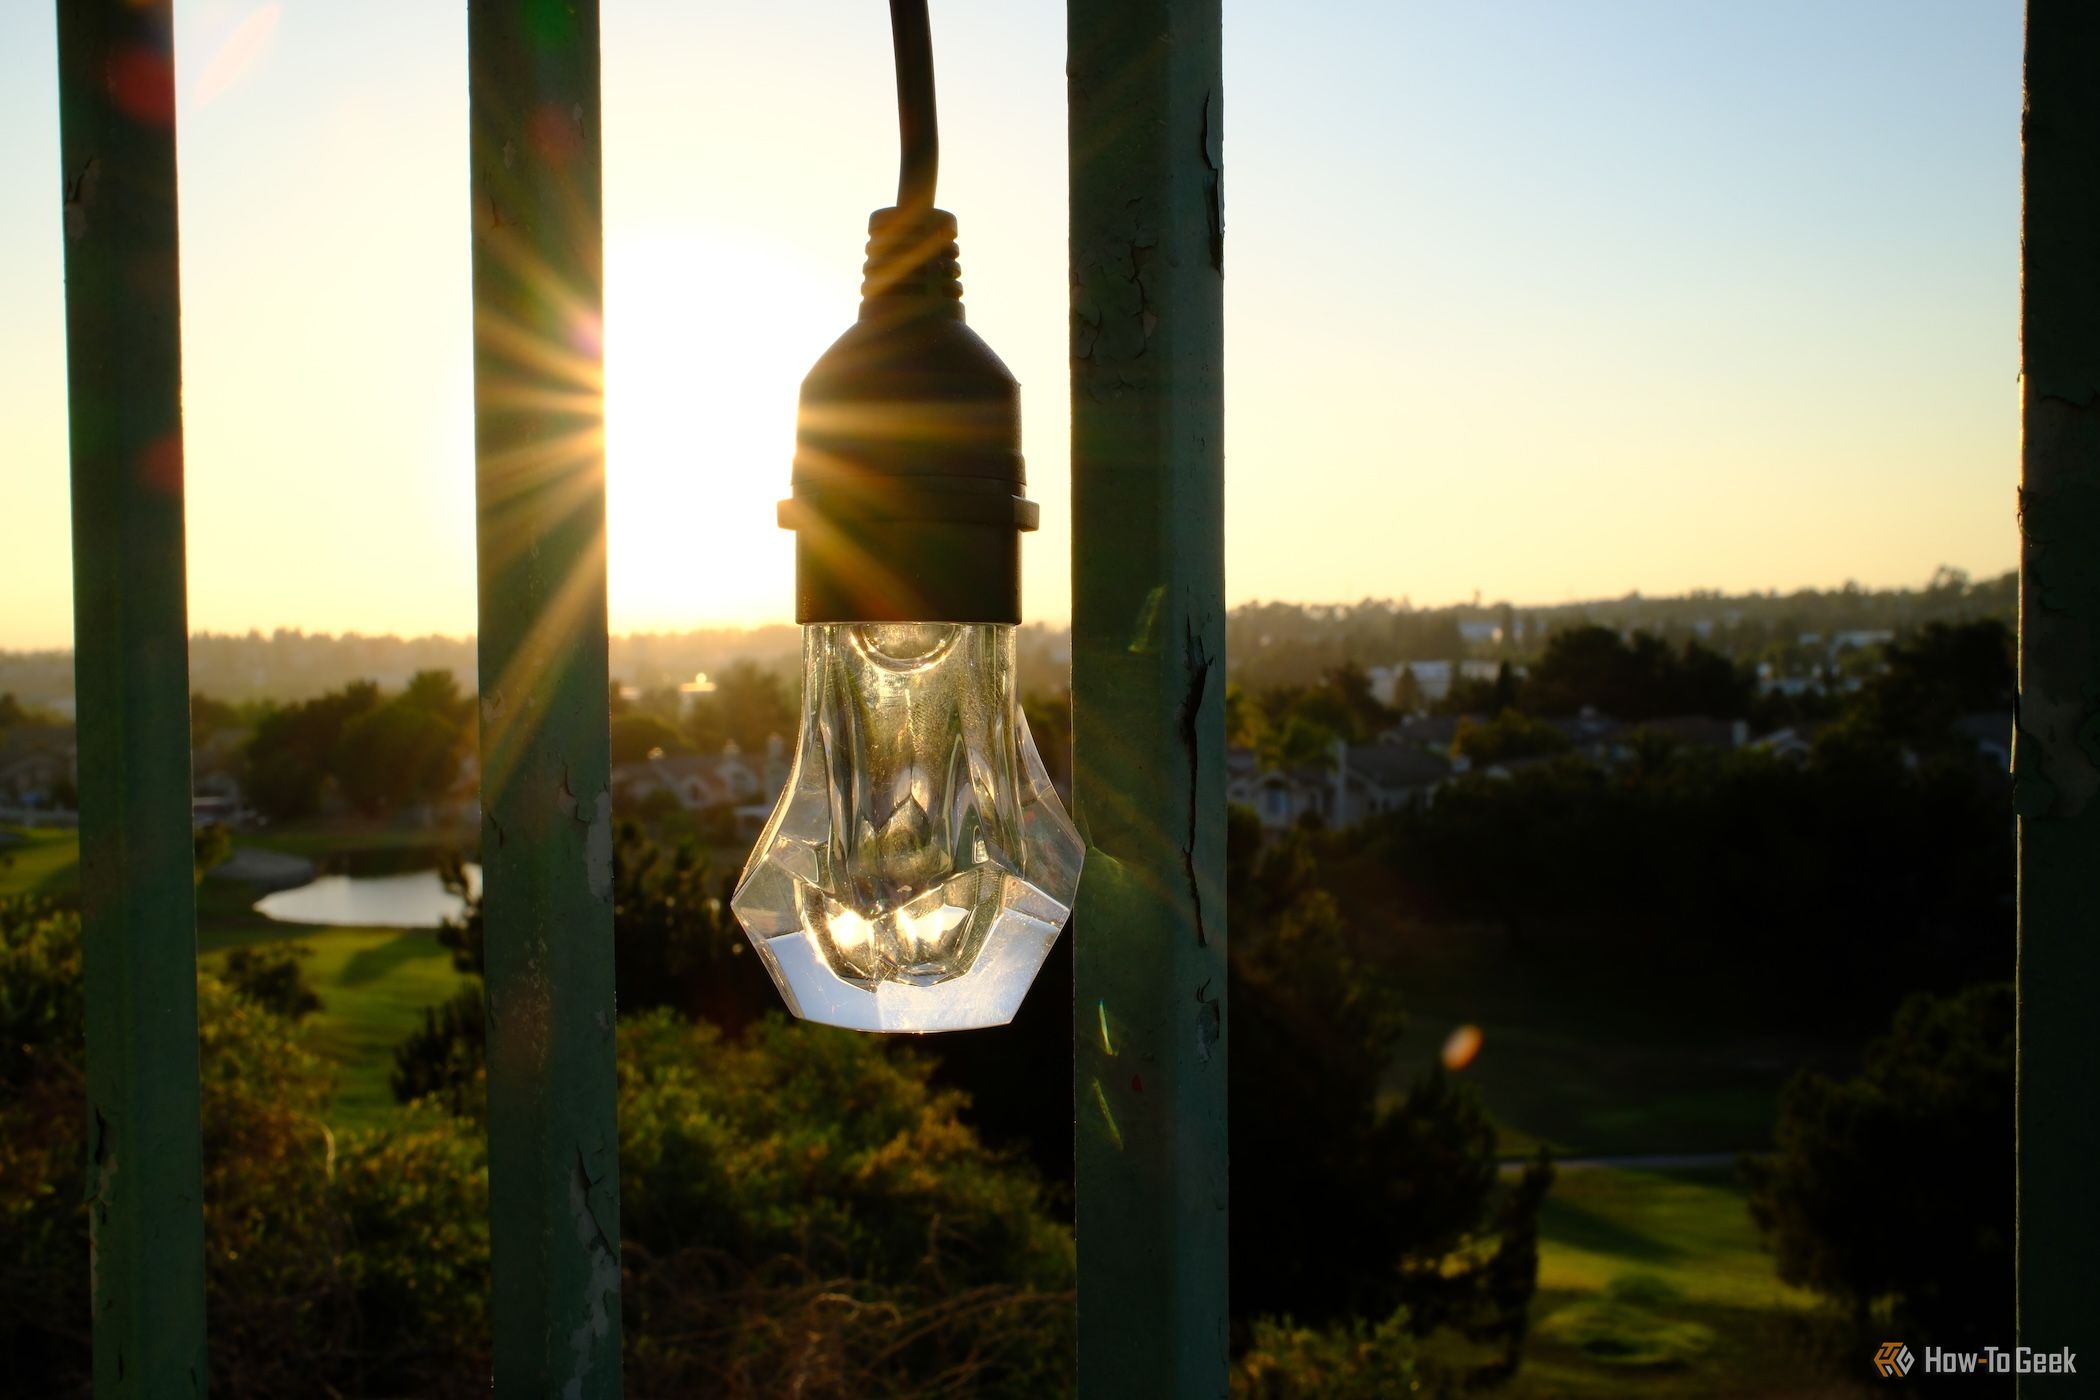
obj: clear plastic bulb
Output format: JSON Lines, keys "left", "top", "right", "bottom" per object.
{"left": 730, "top": 622, "right": 1083, "bottom": 1032}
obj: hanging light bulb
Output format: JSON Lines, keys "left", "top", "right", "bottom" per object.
{"left": 730, "top": 0, "right": 1081, "bottom": 1032}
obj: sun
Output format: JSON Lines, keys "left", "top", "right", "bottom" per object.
{"left": 603, "top": 226, "right": 843, "bottom": 632}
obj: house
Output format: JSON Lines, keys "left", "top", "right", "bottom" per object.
{"left": 1227, "top": 741, "right": 1450, "bottom": 832}
{"left": 1545, "top": 711, "right": 1623, "bottom": 758}
{"left": 1366, "top": 659, "right": 1509, "bottom": 711}
{"left": 1377, "top": 713, "right": 1461, "bottom": 749}
{"left": 612, "top": 739, "right": 789, "bottom": 818}
{"left": 1751, "top": 724, "right": 1823, "bottom": 763}
{"left": 1331, "top": 743, "right": 1452, "bottom": 825}
{"left": 1225, "top": 747, "right": 1300, "bottom": 831}
{"left": 1456, "top": 619, "right": 1501, "bottom": 648}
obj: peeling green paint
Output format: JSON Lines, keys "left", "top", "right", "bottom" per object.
{"left": 1068, "top": 2, "right": 1229, "bottom": 1392}
{"left": 55, "top": 4, "right": 211, "bottom": 1395}
{"left": 469, "top": 2, "right": 624, "bottom": 1393}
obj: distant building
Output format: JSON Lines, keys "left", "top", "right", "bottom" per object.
{"left": 1456, "top": 619, "right": 1502, "bottom": 648}
{"left": 1226, "top": 741, "right": 1450, "bottom": 832}
{"left": 0, "top": 725, "right": 75, "bottom": 808}
{"left": 611, "top": 739, "right": 789, "bottom": 836}
{"left": 1366, "top": 659, "right": 1507, "bottom": 711}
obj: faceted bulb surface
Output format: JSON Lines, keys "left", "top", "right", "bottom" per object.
{"left": 731, "top": 623, "right": 1083, "bottom": 1032}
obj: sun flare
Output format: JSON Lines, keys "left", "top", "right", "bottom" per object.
{"left": 603, "top": 228, "right": 843, "bottom": 632}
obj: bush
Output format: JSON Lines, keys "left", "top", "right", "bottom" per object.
{"left": 0, "top": 896, "right": 491, "bottom": 1397}
{"left": 1233, "top": 1308, "right": 1425, "bottom": 1398}
{"left": 5, "top": 893, "right": 1077, "bottom": 1397}
{"left": 389, "top": 979, "right": 486, "bottom": 1118}
{"left": 219, "top": 942, "right": 323, "bottom": 1020}
{"left": 1745, "top": 982, "right": 2013, "bottom": 1349}
{"left": 1227, "top": 822, "right": 1553, "bottom": 1385}
{"left": 618, "top": 1013, "right": 1075, "bottom": 1396}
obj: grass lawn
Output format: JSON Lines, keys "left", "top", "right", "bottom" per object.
{"left": 1510, "top": 1166, "right": 1863, "bottom": 1399}
{"left": 1536, "top": 1165, "right": 1811, "bottom": 1309}
{"left": 0, "top": 825, "right": 80, "bottom": 897}
{"left": 1379, "top": 921, "right": 1855, "bottom": 1158}
{"left": 201, "top": 924, "right": 468, "bottom": 1130}
{"left": 1366, "top": 917, "right": 1873, "bottom": 1395}
{"left": 0, "top": 819, "right": 474, "bottom": 1131}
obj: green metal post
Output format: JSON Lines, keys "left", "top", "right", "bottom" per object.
{"left": 2017, "top": 0, "right": 2100, "bottom": 1367}
{"left": 54, "top": 4, "right": 210, "bottom": 1396}
{"left": 1067, "top": 1, "right": 1229, "bottom": 1393}
{"left": 468, "top": 4, "right": 623, "bottom": 1394}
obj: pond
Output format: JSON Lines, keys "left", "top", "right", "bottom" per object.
{"left": 253, "top": 865, "right": 482, "bottom": 930}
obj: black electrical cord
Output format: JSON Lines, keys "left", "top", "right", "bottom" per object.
{"left": 888, "top": 0, "right": 939, "bottom": 215}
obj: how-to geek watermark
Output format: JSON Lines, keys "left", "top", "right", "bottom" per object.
{"left": 1875, "top": 1342, "right": 2079, "bottom": 1378}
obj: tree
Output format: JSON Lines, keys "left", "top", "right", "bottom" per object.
{"left": 1021, "top": 690, "right": 1074, "bottom": 790}
{"left": 1389, "top": 666, "right": 1426, "bottom": 717}
{"left": 194, "top": 820, "right": 233, "bottom": 881}
{"left": 190, "top": 690, "right": 244, "bottom": 747}
{"left": 617, "top": 1013, "right": 1076, "bottom": 1396}
{"left": 391, "top": 981, "right": 485, "bottom": 1118}
{"left": 1285, "top": 664, "right": 1393, "bottom": 744}
{"left": 1523, "top": 626, "right": 1752, "bottom": 720}
{"left": 1225, "top": 682, "right": 1271, "bottom": 750}
{"left": 431, "top": 827, "right": 776, "bottom": 1036}
{"left": 610, "top": 711, "right": 689, "bottom": 764}
{"left": 1450, "top": 709, "right": 1569, "bottom": 765}
{"left": 1227, "top": 819, "right": 1552, "bottom": 1382}
{"left": 0, "top": 896, "right": 491, "bottom": 1397}
{"left": 1849, "top": 620, "right": 2013, "bottom": 752}
{"left": 334, "top": 698, "right": 463, "bottom": 815}
{"left": 242, "top": 680, "right": 381, "bottom": 820}
{"left": 4, "top": 895, "right": 1079, "bottom": 1398}
{"left": 1746, "top": 984, "right": 2013, "bottom": 1350}
{"left": 685, "top": 659, "right": 796, "bottom": 755}
{"left": 401, "top": 668, "right": 473, "bottom": 725}
{"left": 220, "top": 943, "right": 323, "bottom": 1020}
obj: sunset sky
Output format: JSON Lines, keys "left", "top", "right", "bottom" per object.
{"left": 0, "top": 1, "right": 2021, "bottom": 650}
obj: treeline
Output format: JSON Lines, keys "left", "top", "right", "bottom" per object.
{"left": 0, "top": 568, "right": 2014, "bottom": 710}
{"left": 1328, "top": 619, "right": 2017, "bottom": 1030}
{"left": 1232, "top": 621, "right": 1770, "bottom": 767}
{"left": 217, "top": 671, "right": 477, "bottom": 820}
{"left": 1227, "top": 566, "right": 2013, "bottom": 692}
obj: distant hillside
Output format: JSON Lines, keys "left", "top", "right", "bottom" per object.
{"left": 1227, "top": 567, "right": 2014, "bottom": 691}
{"left": 0, "top": 569, "right": 2013, "bottom": 710}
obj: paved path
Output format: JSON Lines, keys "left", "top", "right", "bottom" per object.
{"left": 1498, "top": 1150, "right": 1762, "bottom": 1173}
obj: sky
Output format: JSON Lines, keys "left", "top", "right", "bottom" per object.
{"left": 0, "top": 1, "right": 2023, "bottom": 650}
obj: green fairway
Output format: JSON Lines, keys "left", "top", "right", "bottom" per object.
{"left": 1376, "top": 920, "right": 1853, "bottom": 1158}
{"left": 201, "top": 923, "right": 468, "bottom": 1130}
{"left": 1537, "top": 1165, "right": 1811, "bottom": 1309}
{"left": 0, "top": 820, "right": 473, "bottom": 1129}
{"left": 1510, "top": 1166, "right": 1857, "bottom": 1399}
{"left": 1363, "top": 917, "right": 1868, "bottom": 1395}
{"left": 0, "top": 825, "right": 80, "bottom": 897}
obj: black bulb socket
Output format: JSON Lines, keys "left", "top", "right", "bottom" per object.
{"left": 779, "top": 207, "right": 1036, "bottom": 625}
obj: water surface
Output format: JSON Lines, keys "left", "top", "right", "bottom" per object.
{"left": 254, "top": 865, "right": 482, "bottom": 930}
